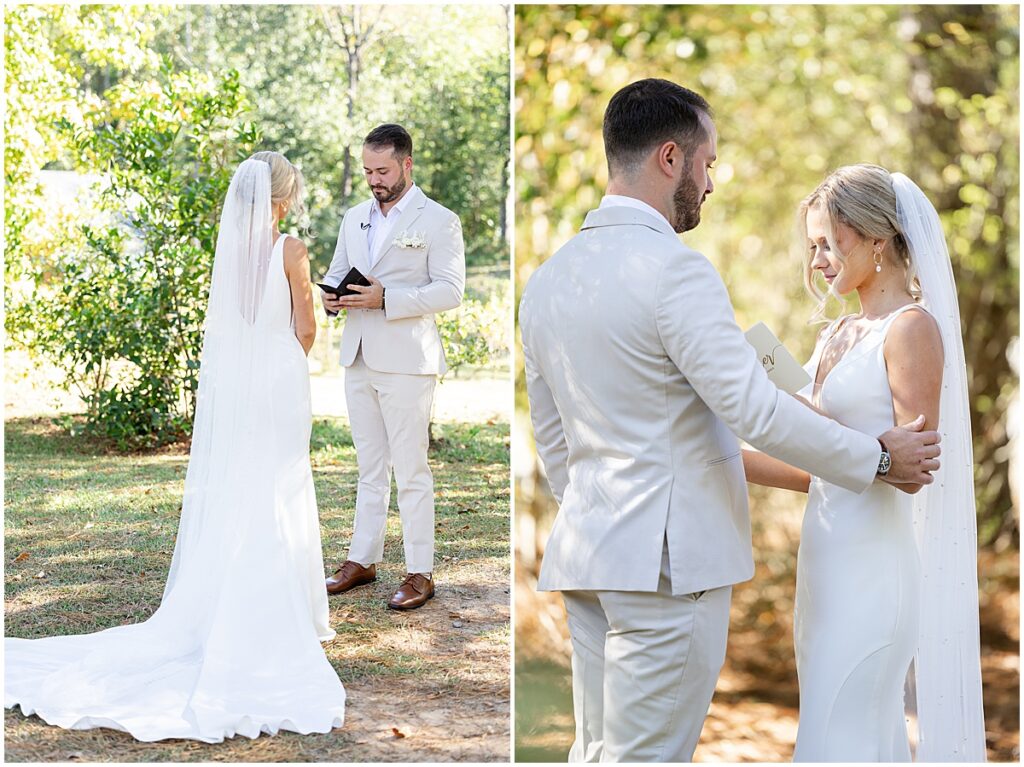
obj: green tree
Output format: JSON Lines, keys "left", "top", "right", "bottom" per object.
{"left": 151, "top": 4, "right": 510, "bottom": 274}
{"left": 23, "top": 66, "right": 258, "bottom": 448}
{"left": 6, "top": 4, "right": 510, "bottom": 449}
{"left": 3, "top": 4, "right": 159, "bottom": 303}
{"left": 514, "top": 4, "right": 1019, "bottom": 548}
{"left": 902, "top": 6, "right": 1019, "bottom": 544}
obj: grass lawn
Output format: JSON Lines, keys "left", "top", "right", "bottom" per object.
{"left": 4, "top": 414, "right": 511, "bottom": 762}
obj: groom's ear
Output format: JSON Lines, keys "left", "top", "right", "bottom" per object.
{"left": 656, "top": 141, "right": 681, "bottom": 178}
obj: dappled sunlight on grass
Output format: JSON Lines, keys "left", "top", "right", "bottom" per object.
{"left": 5, "top": 412, "right": 510, "bottom": 762}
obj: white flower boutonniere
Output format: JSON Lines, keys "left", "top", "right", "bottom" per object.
{"left": 393, "top": 230, "right": 428, "bottom": 250}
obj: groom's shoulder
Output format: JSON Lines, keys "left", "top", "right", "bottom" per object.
{"left": 577, "top": 215, "right": 695, "bottom": 263}
{"left": 421, "top": 193, "right": 460, "bottom": 224}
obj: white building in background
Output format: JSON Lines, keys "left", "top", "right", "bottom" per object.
{"left": 37, "top": 169, "right": 101, "bottom": 201}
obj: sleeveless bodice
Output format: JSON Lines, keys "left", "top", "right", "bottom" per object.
{"left": 803, "top": 308, "right": 917, "bottom": 438}
{"left": 256, "top": 234, "right": 296, "bottom": 333}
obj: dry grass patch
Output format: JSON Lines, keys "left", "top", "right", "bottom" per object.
{"left": 5, "top": 415, "right": 510, "bottom": 762}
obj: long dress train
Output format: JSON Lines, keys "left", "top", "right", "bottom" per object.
{"left": 5, "top": 232, "right": 346, "bottom": 743}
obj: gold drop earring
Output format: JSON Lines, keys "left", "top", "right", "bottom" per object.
{"left": 873, "top": 246, "right": 883, "bottom": 273}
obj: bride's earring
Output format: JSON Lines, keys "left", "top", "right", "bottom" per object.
{"left": 873, "top": 247, "right": 883, "bottom": 273}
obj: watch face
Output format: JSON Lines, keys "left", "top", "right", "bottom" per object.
{"left": 879, "top": 452, "right": 892, "bottom": 474}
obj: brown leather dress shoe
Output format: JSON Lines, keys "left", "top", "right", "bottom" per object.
{"left": 326, "top": 560, "right": 376, "bottom": 595}
{"left": 387, "top": 573, "right": 434, "bottom": 610}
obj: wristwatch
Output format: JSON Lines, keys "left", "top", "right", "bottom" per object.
{"left": 876, "top": 438, "right": 892, "bottom": 476}
{"left": 381, "top": 287, "right": 386, "bottom": 313}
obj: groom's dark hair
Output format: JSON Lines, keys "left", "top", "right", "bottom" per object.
{"left": 603, "top": 79, "right": 712, "bottom": 178}
{"left": 364, "top": 123, "right": 413, "bottom": 160}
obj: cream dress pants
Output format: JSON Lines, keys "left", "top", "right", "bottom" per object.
{"left": 344, "top": 351, "right": 437, "bottom": 574}
{"left": 561, "top": 544, "right": 732, "bottom": 762}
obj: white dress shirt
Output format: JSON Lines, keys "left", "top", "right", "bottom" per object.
{"left": 367, "top": 182, "right": 418, "bottom": 267}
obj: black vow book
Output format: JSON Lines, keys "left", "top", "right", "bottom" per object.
{"left": 317, "top": 267, "right": 371, "bottom": 297}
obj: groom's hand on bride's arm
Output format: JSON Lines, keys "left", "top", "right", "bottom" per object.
{"left": 878, "top": 414, "right": 942, "bottom": 487}
{"left": 337, "top": 275, "right": 384, "bottom": 310}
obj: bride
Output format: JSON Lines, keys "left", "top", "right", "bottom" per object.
{"left": 5, "top": 152, "right": 346, "bottom": 742}
{"left": 744, "top": 165, "right": 986, "bottom": 761}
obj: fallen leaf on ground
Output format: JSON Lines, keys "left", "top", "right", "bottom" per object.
{"left": 14, "top": 552, "right": 29, "bottom": 562}
{"left": 32, "top": 570, "right": 46, "bottom": 579}
{"left": 391, "top": 727, "right": 406, "bottom": 739}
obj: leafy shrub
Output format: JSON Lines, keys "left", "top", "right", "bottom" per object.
{"left": 438, "top": 267, "right": 510, "bottom": 375}
{"left": 23, "top": 65, "right": 258, "bottom": 449}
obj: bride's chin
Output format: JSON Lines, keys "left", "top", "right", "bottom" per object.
{"left": 827, "top": 276, "right": 853, "bottom": 297}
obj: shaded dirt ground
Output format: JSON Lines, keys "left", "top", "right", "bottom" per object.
{"left": 4, "top": 414, "right": 511, "bottom": 762}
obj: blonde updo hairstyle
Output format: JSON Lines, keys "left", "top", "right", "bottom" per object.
{"left": 249, "top": 150, "right": 309, "bottom": 232}
{"left": 799, "top": 163, "right": 920, "bottom": 318}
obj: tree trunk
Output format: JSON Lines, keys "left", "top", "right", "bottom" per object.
{"left": 321, "top": 5, "right": 380, "bottom": 205}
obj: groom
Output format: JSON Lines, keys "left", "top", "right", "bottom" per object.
{"left": 321, "top": 123, "right": 465, "bottom": 610}
{"left": 519, "top": 79, "right": 942, "bottom": 762}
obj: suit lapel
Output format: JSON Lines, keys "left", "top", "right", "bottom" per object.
{"left": 371, "top": 186, "right": 427, "bottom": 271}
{"left": 346, "top": 201, "right": 373, "bottom": 274}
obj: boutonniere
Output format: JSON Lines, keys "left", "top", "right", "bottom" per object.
{"left": 393, "top": 230, "right": 427, "bottom": 249}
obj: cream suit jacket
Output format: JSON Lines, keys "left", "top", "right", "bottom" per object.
{"left": 324, "top": 186, "right": 465, "bottom": 375}
{"left": 520, "top": 204, "right": 881, "bottom": 596}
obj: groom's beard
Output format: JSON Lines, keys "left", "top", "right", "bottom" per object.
{"left": 371, "top": 176, "right": 408, "bottom": 204}
{"left": 672, "top": 172, "right": 704, "bottom": 233}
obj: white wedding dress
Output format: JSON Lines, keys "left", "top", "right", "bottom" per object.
{"left": 794, "top": 305, "right": 923, "bottom": 761}
{"left": 791, "top": 173, "right": 987, "bottom": 763}
{"left": 5, "top": 161, "right": 346, "bottom": 743}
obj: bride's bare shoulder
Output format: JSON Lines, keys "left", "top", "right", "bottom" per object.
{"left": 282, "top": 236, "right": 309, "bottom": 264}
{"left": 281, "top": 237, "right": 311, "bottom": 284}
{"left": 885, "top": 306, "right": 943, "bottom": 366}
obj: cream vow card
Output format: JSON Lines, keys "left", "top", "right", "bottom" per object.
{"left": 744, "top": 322, "right": 812, "bottom": 394}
